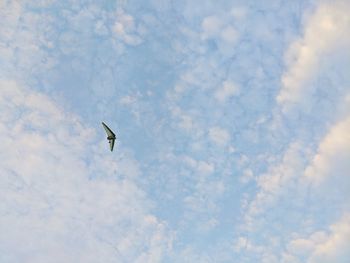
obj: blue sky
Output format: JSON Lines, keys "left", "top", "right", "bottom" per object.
{"left": 0, "top": 0, "right": 349, "bottom": 262}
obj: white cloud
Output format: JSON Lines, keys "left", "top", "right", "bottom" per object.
{"left": 239, "top": 169, "right": 254, "bottom": 184}
{"left": 181, "top": 156, "right": 222, "bottom": 216}
{"left": 169, "top": 106, "right": 197, "bottom": 132}
{"left": 0, "top": 1, "right": 54, "bottom": 78}
{"left": 175, "top": 246, "right": 213, "bottom": 263}
{"left": 277, "top": 0, "right": 350, "bottom": 111}
{"left": 220, "top": 26, "right": 238, "bottom": 44}
{"left": 239, "top": 142, "right": 309, "bottom": 233}
{"left": 95, "top": 19, "right": 109, "bottom": 36}
{"left": 119, "top": 94, "right": 140, "bottom": 106}
{"left": 197, "top": 161, "right": 215, "bottom": 175}
{"left": 201, "top": 15, "right": 223, "bottom": 39}
{"left": 209, "top": 127, "right": 230, "bottom": 147}
{"left": 233, "top": 236, "right": 264, "bottom": 254}
{"left": 239, "top": 117, "right": 350, "bottom": 259}
{"left": 113, "top": 9, "right": 143, "bottom": 46}
{"left": 242, "top": 116, "right": 350, "bottom": 228}
{"left": 215, "top": 80, "right": 240, "bottom": 103}
{"left": 200, "top": 13, "right": 240, "bottom": 53}
{"left": 258, "top": 143, "right": 303, "bottom": 195}
{"left": 308, "top": 214, "right": 350, "bottom": 263}
{"left": 0, "top": 1, "right": 21, "bottom": 40}
{"left": 304, "top": 117, "right": 350, "bottom": 185}
{"left": 230, "top": 7, "right": 247, "bottom": 21}
{"left": 284, "top": 214, "right": 350, "bottom": 263}
{"left": 183, "top": 176, "right": 225, "bottom": 214}
{"left": 0, "top": 80, "right": 171, "bottom": 262}
{"left": 287, "top": 232, "right": 328, "bottom": 258}
{"left": 182, "top": 156, "right": 215, "bottom": 175}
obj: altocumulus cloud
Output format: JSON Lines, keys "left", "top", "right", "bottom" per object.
{"left": 235, "top": 0, "right": 350, "bottom": 261}
{"left": 1, "top": 0, "right": 349, "bottom": 262}
{"left": 277, "top": 0, "right": 350, "bottom": 113}
{"left": 284, "top": 213, "right": 350, "bottom": 263}
{"left": 0, "top": 80, "right": 172, "bottom": 263}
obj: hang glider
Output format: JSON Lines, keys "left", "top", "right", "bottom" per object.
{"left": 102, "top": 122, "right": 116, "bottom": 151}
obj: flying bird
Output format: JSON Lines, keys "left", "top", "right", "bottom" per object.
{"left": 102, "top": 122, "right": 116, "bottom": 151}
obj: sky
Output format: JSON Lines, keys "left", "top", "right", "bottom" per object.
{"left": 0, "top": 0, "right": 349, "bottom": 262}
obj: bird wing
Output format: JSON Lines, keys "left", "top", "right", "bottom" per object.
{"left": 109, "top": 138, "right": 115, "bottom": 151}
{"left": 102, "top": 122, "right": 116, "bottom": 138}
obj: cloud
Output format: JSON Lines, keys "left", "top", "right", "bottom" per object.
{"left": 220, "top": 25, "right": 238, "bottom": 44}
{"left": 243, "top": 143, "right": 307, "bottom": 223}
{"left": 201, "top": 14, "right": 239, "bottom": 45}
{"left": 0, "top": 1, "right": 21, "bottom": 41}
{"left": 304, "top": 117, "right": 350, "bottom": 185}
{"left": 240, "top": 116, "right": 350, "bottom": 243}
{"left": 112, "top": 9, "right": 144, "bottom": 46}
{"left": 286, "top": 232, "right": 328, "bottom": 258}
{"left": 200, "top": 14, "right": 240, "bottom": 56}
{"left": 201, "top": 15, "right": 223, "bottom": 39}
{"left": 0, "top": 80, "right": 171, "bottom": 263}
{"left": 183, "top": 160, "right": 224, "bottom": 215}
{"left": 3, "top": 1, "right": 348, "bottom": 262}
{"left": 209, "top": 127, "right": 230, "bottom": 147}
{"left": 183, "top": 156, "right": 215, "bottom": 175}
{"left": 238, "top": 118, "right": 350, "bottom": 260}
{"left": 308, "top": 214, "right": 350, "bottom": 263}
{"left": 215, "top": 80, "right": 240, "bottom": 103}
{"left": 0, "top": 1, "right": 53, "bottom": 79}
{"left": 277, "top": 0, "right": 350, "bottom": 111}
{"left": 285, "top": 214, "right": 350, "bottom": 263}
{"left": 239, "top": 169, "right": 254, "bottom": 184}
{"left": 169, "top": 106, "right": 197, "bottom": 132}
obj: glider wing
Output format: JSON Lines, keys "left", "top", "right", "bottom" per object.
{"left": 102, "top": 122, "right": 116, "bottom": 138}
{"left": 109, "top": 138, "right": 115, "bottom": 151}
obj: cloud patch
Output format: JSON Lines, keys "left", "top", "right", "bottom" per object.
{"left": 304, "top": 117, "right": 350, "bottom": 185}
{"left": 277, "top": 0, "right": 350, "bottom": 111}
{"left": 0, "top": 80, "right": 171, "bottom": 263}
{"left": 209, "top": 126, "right": 231, "bottom": 147}
{"left": 285, "top": 214, "right": 350, "bottom": 263}
{"left": 215, "top": 80, "right": 240, "bottom": 103}
{"left": 113, "top": 9, "right": 144, "bottom": 46}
